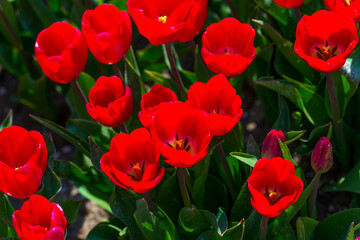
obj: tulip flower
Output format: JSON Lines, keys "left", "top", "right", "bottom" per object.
{"left": 261, "top": 129, "right": 285, "bottom": 159}
{"left": 13, "top": 195, "right": 67, "bottom": 240}
{"left": 311, "top": 137, "right": 333, "bottom": 173}
{"left": 35, "top": 21, "right": 88, "bottom": 84}
{"left": 139, "top": 84, "right": 177, "bottom": 128}
{"left": 127, "top": 0, "right": 207, "bottom": 46}
{"left": 324, "top": 0, "right": 360, "bottom": 23}
{"left": 201, "top": 18, "right": 256, "bottom": 78}
{"left": 273, "top": 0, "right": 304, "bottom": 8}
{"left": 150, "top": 102, "right": 212, "bottom": 168}
{"left": 100, "top": 128, "right": 164, "bottom": 193}
{"left": 248, "top": 157, "right": 303, "bottom": 218}
{"left": 186, "top": 74, "right": 243, "bottom": 136}
{"left": 82, "top": 4, "right": 132, "bottom": 64}
{"left": 87, "top": 76, "right": 133, "bottom": 127}
{"left": 0, "top": 126, "right": 47, "bottom": 199}
{"left": 294, "top": 10, "right": 358, "bottom": 73}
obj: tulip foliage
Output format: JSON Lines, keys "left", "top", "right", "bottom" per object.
{"left": 2, "top": 0, "right": 360, "bottom": 240}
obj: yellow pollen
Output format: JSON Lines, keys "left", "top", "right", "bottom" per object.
{"left": 345, "top": 0, "right": 351, "bottom": 6}
{"left": 158, "top": 16, "right": 167, "bottom": 24}
{"left": 321, "top": 46, "right": 331, "bottom": 55}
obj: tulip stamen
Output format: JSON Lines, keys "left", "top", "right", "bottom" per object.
{"left": 158, "top": 15, "right": 167, "bottom": 24}
{"left": 165, "top": 136, "right": 193, "bottom": 152}
{"left": 344, "top": 0, "right": 352, "bottom": 6}
{"left": 313, "top": 40, "right": 339, "bottom": 61}
{"left": 264, "top": 186, "right": 283, "bottom": 205}
{"left": 127, "top": 161, "right": 146, "bottom": 182}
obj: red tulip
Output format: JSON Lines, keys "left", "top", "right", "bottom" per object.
{"left": 294, "top": 10, "right": 358, "bottom": 73}
{"left": 325, "top": 0, "right": 360, "bottom": 23}
{"left": 186, "top": 74, "right": 242, "bottom": 136}
{"left": 311, "top": 137, "right": 333, "bottom": 173}
{"left": 13, "top": 195, "right": 67, "bottom": 240}
{"left": 100, "top": 128, "right": 164, "bottom": 193}
{"left": 82, "top": 4, "right": 132, "bottom": 64}
{"left": 139, "top": 84, "right": 178, "bottom": 128}
{"left": 201, "top": 18, "right": 256, "bottom": 78}
{"left": 261, "top": 129, "right": 285, "bottom": 159}
{"left": 87, "top": 76, "right": 133, "bottom": 127}
{"left": 150, "top": 102, "right": 212, "bottom": 168}
{"left": 127, "top": 0, "right": 207, "bottom": 46}
{"left": 0, "top": 126, "right": 47, "bottom": 199}
{"left": 248, "top": 157, "right": 303, "bottom": 218}
{"left": 273, "top": 0, "right": 304, "bottom": 8}
{"left": 35, "top": 21, "right": 88, "bottom": 84}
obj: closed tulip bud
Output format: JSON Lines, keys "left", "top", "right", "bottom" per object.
{"left": 261, "top": 129, "right": 285, "bottom": 159}
{"left": 311, "top": 137, "right": 333, "bottom": 173}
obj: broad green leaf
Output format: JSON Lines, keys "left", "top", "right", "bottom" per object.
{"left": 197, "top": 219, "right": 245, "bottom": 240}
{"left": 30, "top": 115, "right": 90, "bottom": 156}
{"left": 216, "top": 208, "right": 228, "bottom": 235}
{"left": 143, "top": 70, "right": 177, "bottom": 91}
{"left": 87, "top": 218, "right": 128, "bottom": 240}
{"left": 296, "top": 217, "right": 318, "bottom": 240}
{"left": 108, "top": 0, "right": 127, "bottom": 11}
{"left": 53, "top": 199, "right": 81, "bottom": 224}
{"left": 268, "top": 171, "right": 321, "bottom": 235}
{"left": 194, "top": 45, "right": 210, "bottom": 83}
{"left": 314, "top": 209, "right": 360, "bottom": 240}
{"left": 296, "top": 217, "right": 305, "bottom": 240}
{"left": 346, "top": 222, "right": 355, "bottom": 240}
{"left": 230, "top": 152, "right": 257, "bottom": 167}
{"left": 89, "top": 137, "right": 103, "bottom": 171}
{"left": 109, "top": 187, "right": 145, "bottom": 240}
{"left": 284, "top": 130, "right": 306, "bottom": 144}
{"left": 230, "top": 180, "right": 252, "bottom": 222}
{"left": 273, "top": 95, "right": 290, "bottom": 131}
{"left": 243, "top": 211, "right": 262, "bottom": 240}
{"left": 252, "top": 19, "right": 318, "bottom": 80}
{"left": 0, "top": 1, "right": 19, "bottom": 45}
{"left": 23, "top": 0, "right": 57, "bottom": 27}
{"left": 0, "top": 194, "right": 8, "bottom": 237}
{"left": 178, "top": 207, "right": 218, "bottom": 238}
{"left": 0, "top": 44, "right": 27, "bottom": 77}
{"left": 0, "top": 109, "right": 13, "bottom": 130}
{"left": 255, "top": 77, "right": 330, "bottom": 126}
{"left": 254, "top": 0, "right": 289, "bottom": 25}
{"left": 37, "top": 167, "right": 62, "bottom": 200}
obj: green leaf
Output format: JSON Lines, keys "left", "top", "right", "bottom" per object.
{"left": 52, "top": 199, "right": 81, "bottom": 224}
{"left": 197, "top": 219, "right": 245, "bottom": 240}
{"left": 268, "top": 171, "right": 321, "bottom": 235}
{"left": 284, "top": 130, "right": 306, "bottom": 144}
{"left": 346, "top": 222, "right": 355, "bottom": 240}
{"left": 0, "top": 1, "right": 19, "bottom": 45}
{"left": 30, "top": 115, "right": 90, "bottom": 156}
{"left": 0, "top": 44, "right": 27, "bottom": 77}
{"left": 247, "top": 135, "right": 260, "bottom": 159}
{"left": 89, "top": 137, "right": 103, "bottom": 171}
{"left": 143, "top": 70, "right": 177, "bottom": 91}
{"left": 314, "top": 209, "right": 360, "bottom": 240}
{"left": 230, "top": 152, "right": 257, "bottom": 167}
{"left": 278, "top": 140, "right": 295, "bottom": 164}
{"left": 0, "top": 109, "right": 13, "bottom": 131}
{"left": 255, "top": 77, "right": 329, "bottom": 126}
{"left": 296, "top": 217, "right": 318, "bottom": 240}
{"left": 22, "top": 0, "right": 57, "bottom": 27}
{"left": 110, "top": 187, "right": 145, "bottom": 240}
{"left": 252, "top": 19, "right": 318, "bottom": 80}
{"left": 0, "top": 194, "right": 8, "bottom": 237}
{"left": 216, "top": 208, "right": 228, "bottom": 235}
{"left": 194, "top": 45, "right": 210, "bottom": 83}
{"left": 230, "top": 180, "right": 252, "bottom": 222}
{"left": 87, "top": 218, "right": 127, "bottom": 240}
{"left": 37, "top": 167, "right": 62, "bottom": 200}
{"left": 273, "top": 95, "right": 290, "bottom": 131}
{"left": 243, "top": 211, "right": 262, "bottom": 240}
{"left": 296, "top": 217, "right": 305, "bottom": 240}
{"left": 178, "top": 207, "right": 218, "bottom": 238}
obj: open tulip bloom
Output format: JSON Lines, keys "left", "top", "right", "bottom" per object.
{"left": 35, "top": 21, "right": 88, "bottom": 84}
{"left": 325, "top": 0, "right": 360, "bottom": 23}
{"left": 0, "top": 126, "right": 47, "bottom": 199}
{"left": 294, "top": 10, "right": 358, "bottom": 73}
{"left": 127, "top": 0, "right": 208, "bottom": 45}
{"left": 248, "top": 157, "right": 303, "bottom": 218}
{"left": 201, "top": 18, "right": 256, "bottom": 78}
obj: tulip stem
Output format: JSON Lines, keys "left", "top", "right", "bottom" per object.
{"left": 144, "top": 192, "right": 157, "bottom": 217}
{"left": 294, "top": 7, "right": 302, "bottom": 23}
{"left": 165, "top": 43, "right": 187, "bottom": 101}
{"left": 112, "top": 63, "right": 125, "bottom": 81}
{"left": 177, "top": 168, "right": 192, "bottom": 208}
{"left": 325, "top": 72, "right": 348, "bottom": 170}
{"left": 225, "top": 0, "right": 239, "bottom": 19}
{"left": 260, "top": 216, "right": 269, "bottom": 240}
{"left": 119, "top": 123, "right": 129, "bottom": 134}
{"left": 217, "top": 137, "right": 235, "bottom": 196}
{"left": 308, "top": 173, "right": 320, "bottom": 218}
{"left": 71, "top": 80, "right": 88, "bottom": 109}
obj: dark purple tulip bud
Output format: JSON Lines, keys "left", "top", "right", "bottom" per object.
{"left": 261, "top": 129, "right": 285, "bottom": 159}
{"left": 311, "top": 137, "right": 333, "bottom": 173}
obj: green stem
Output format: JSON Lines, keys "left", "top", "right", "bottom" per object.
{"left": 260, "top": 216, "right": 269, "bottom": 240}
{"left": 144, "top": 192, "right": 157, "bottom": 217}
{"left": 112, "top": 63, "right": 124, "bottom": 81}
{"left": 71, "top": 80, "right": 88, "bottom": 109}
{"left": 308, "top": 173, "right": 320, "bottom": 218}
{"left": 177, "top": 168, "right": 192, "bottom": 208}
{"left": 217, "top": 137, "right": 235, "bottom": 196}
{"left": 119, "top": 123, "right": 129, "bottom": 134}
{"left": 164, "top": 43, "right": 187, "bottom": 101}
{"left": 294, "top": 7, "right": 302, "bottom": 23}
{"left": 225, "top": 0, "right": 239, "bottom": 18}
